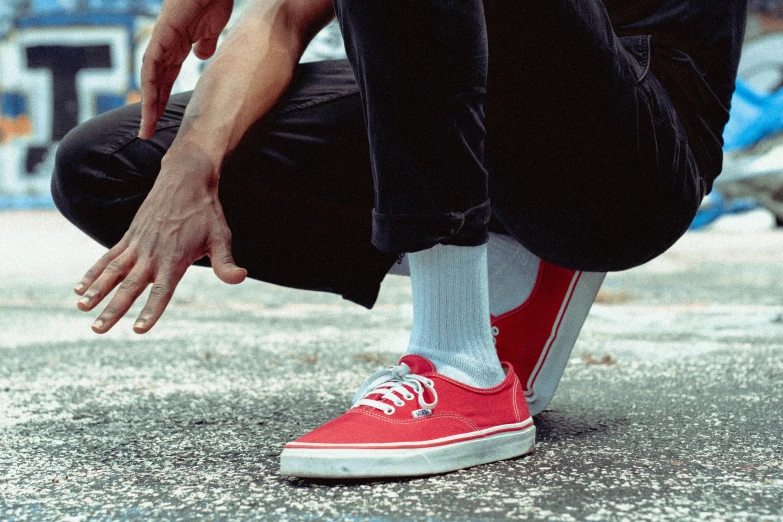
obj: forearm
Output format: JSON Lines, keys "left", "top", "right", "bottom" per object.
{"left": 168, "top": 0, "right": 333, "bottom": 176}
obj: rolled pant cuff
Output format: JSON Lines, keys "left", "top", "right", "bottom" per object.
{"left": 371, "top": 199, "right": 491, "bottom": 253}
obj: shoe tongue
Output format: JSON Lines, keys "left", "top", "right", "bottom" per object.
{"left": 398, "top": 354, "right": 437, "bottom": 375}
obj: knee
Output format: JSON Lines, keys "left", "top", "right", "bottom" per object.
{"left": 51, "top": 116, "right": 132, "bottom": 249}
{"left": 51, "top": 122, "right": 96, "bottom": 224}
{"left": 51, "top": 99, "right": 166, "bottom": 248}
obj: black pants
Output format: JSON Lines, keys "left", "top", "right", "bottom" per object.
{"left": 52, "top": 0, "right": 704, "bottom": 309}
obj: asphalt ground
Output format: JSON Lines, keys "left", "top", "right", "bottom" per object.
{"left": 1, "top": 210, "right": 782, "bottom": 521}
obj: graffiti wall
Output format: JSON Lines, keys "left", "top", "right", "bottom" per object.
{"left": 0, "top": 1, "right": 346, "bottom": 203}
{"left": 1, "top": 3, "right": 148, "bottom": 198}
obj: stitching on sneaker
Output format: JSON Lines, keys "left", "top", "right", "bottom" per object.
{"left": 351, "top": 409, "right": 481, "bottom": 430}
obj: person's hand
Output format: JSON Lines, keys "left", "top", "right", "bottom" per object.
{"left": 73, "top": 146, "right": 247, "bottom": 334}
{"left": 139, "top": 0, "right": 235, "bottom": 139}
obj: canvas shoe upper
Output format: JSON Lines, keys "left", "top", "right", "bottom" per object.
{"left": 279, "top": 354, "right": 535, "bottom": 479}
{"left": 491, "top": 260, "right": 606, "bottom": 416}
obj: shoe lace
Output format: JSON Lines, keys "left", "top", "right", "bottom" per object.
{"left": 351, "top": 363, "right": 438, "bottom": 416}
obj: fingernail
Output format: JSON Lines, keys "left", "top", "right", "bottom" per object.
{"left": 74, "top": 283, "right": 85, "bottom": 293}
{"left": 92, "top": 319, "right": 104, "bottom": 330}
{"left": 134, "top": 321, "right": 145, "bottom": 331}
{"left": 79, "top": 296, "right": 90, "bottom": 306}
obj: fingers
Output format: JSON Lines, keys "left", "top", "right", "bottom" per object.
{"left": 209, "top": 233, "right": 247, "bottom": 285}
{"left": 139, "top": 49, "right": 160, "bottom": 140}
{"left": 138, "top": 46, "right": 181, "bottom": 140}
{"left": 77, "top": 250, "right": 136, "bottom": 312}
{"left": 91, "top": 268, "right": 150, "bottom": 334}
{"left": 79, "top": 250, "right": 187, "bottom": 334}
{"left": 139, "top": 54, "right": 166, "bottom": 140}
{"left": 132, "top": 269, "right": 186, "bottom": 334}
{"left": 75, "top": 244, "right": 127, "bottom": 296}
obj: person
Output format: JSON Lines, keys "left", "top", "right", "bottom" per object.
{"left": 52, "top": 0, "right": 748, "bottom": 478}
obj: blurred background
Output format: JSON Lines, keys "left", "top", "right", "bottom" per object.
{"left": 0, "top": 0, "right": 781, "bottom": 230}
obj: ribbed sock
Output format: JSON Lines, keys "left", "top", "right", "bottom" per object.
{"left": 406, "top": 243, "right": 505, "bottom": 388}
{"left": 486, "top": 232, "right": 539, "bottom": 316}
{"left": 387, "top": 232, "right": 540, "bottom": 317}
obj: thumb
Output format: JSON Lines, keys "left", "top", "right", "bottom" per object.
{"left": 210, "top": 238, "right": 247, "bottom": 285}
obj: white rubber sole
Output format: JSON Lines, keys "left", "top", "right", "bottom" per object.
{"left": 526, "top": 270, "right": 606, "bottom": 416}
{"left": 279, "top": 424, "right": 536, "bottom": 479}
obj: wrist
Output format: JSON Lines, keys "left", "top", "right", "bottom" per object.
{"left": 171, "top": 116, "right": 232, "bottom": 163}
{"left": 160, "top": 138, "right": 223, "bottom": 188}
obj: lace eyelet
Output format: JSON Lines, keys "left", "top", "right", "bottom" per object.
{"left": 491, "top": 326, "right": 499, "bottom": 336}
{"left": 394, "top": 400, "right": 405, "bottom": 407}
{"left": 403, "top": 393, "right": 414, "bottom": 400}
{"left": 384, "top": 407, "right": 395, "bottom": 415}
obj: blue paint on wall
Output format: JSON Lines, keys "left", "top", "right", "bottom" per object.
{"left": 1, "top": 93, "right": 28, "bottom": 118}
{"left": 96, "top": 93, "right": 128, "bottom": 115}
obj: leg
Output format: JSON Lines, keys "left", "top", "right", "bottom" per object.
{"left": 480, "top": 0, "right": 703, "bottom": 414}
{"left": 479, "top": 0, "right": 701, "bottom": 415}
{"left": 282, "top": 0, "right": 540, "bottom": 480}
{"left": 52, "top": 59, "right": 399, "bottom": 309}
{"left": 333, "top": 0, "right": 506, "bottom": 387}
{"left": 333, "top": 0, "right": 492, "bottom": 252}
{"left": 384, "top": 0, "right": 701, "bottom": 416}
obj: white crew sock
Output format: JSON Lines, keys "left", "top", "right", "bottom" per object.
{"left": 406, "top": 243, "right": 505, "bottom": 388}
{"left": 388, "top": 232, "right": 541, "bottom": 316}
{"left": 485, "top": 232, "right": 539, "bottom": 316}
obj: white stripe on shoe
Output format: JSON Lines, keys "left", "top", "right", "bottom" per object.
{"left": 525, "top": 270, "right": 605, "bottom": 412}
{"left": 492, "top": 261, "right": 606, "bottom": 416}
{"left": 285, "top": 419, "right": 534, "bottom": 450}
{"left": 280, "top": 424, "right": 535, "bottom": 479}
{"left": 525, "top": 270, "right": 582, "bottom": 399}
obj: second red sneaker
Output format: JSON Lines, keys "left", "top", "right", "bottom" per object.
{"left": 279, "top": 355, "right": 535, "bottom": 478}
{"left": 491, "top": 260, "right": 605, "bottom": 416}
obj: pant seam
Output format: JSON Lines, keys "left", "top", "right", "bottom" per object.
{"left": 100, "top": 123, "right": 181, "bottom": 156}
{"left": 562, "top": 0, "right": 651, "bottom": 85}
{"left": 278, "top": 89, "right": 361, "bottom": 114}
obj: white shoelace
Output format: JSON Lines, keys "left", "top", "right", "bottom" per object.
{"left": 351, "top": 363, "right": 438, "bottom": 416}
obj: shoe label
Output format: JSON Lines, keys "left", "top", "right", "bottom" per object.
{"left": 411, "top": 409, "right": 432, "bottom": 418}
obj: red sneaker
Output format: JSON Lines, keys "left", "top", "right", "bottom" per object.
{"left": 491, "top": 260, "right": 605, "bottom": 416}
{"left": 280, "top": 355, "right": 535, "bottom": 478}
